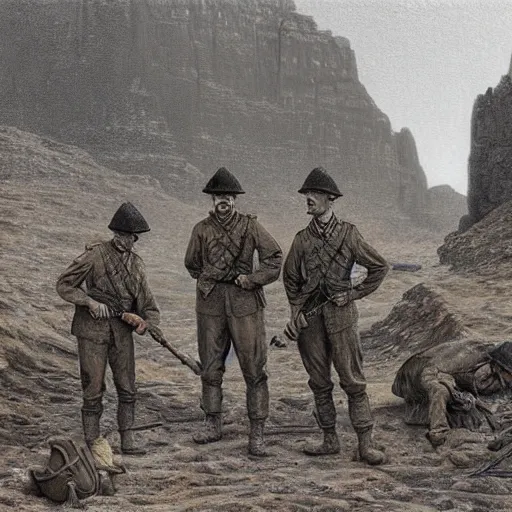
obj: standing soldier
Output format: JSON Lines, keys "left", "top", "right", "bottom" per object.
{"left": 283, "top": 167, "right": 388, "bottom": 465}
{"left": 185, "top": 167, "right": 282, "bottom": 456}
{"left": 56, "top": 202, "right": 160, "bottom": 455}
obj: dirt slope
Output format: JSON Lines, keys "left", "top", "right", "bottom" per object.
{"left": 1, "top": 126, "right": 511, "bottom": 512}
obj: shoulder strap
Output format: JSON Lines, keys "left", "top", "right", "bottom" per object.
{"left": 98, "top": 243, "right": 138, "bottom": 299}
{"left": 210, "top": 214, "right": 251, "bottom": 270}
{"left": 232, "top": 215, "right": 251, "bottom": 268}
{"left": 318, "top": 221, "right": 351, "bottom": 279}
{"left": 31, "top": 454, "right": 80, "bottom": 483}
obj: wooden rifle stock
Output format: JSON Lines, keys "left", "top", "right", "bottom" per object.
{"left": 147, "top": 326, "right": 203, "bottom": 376}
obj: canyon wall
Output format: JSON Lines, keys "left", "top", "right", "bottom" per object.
{"left": 467, "top": 70, "right": 512, "bottom": 228}
{"left": 0, "top": 0, "right": 432, "bottom": 215}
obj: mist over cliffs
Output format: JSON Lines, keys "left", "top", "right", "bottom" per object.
{"left": 0, "top": 0, "right": 460, "bottom": 224}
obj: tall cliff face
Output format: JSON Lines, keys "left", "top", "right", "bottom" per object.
{"left": 394, "top": 128, "right": 428, "bottom": 220}
{"left": 467, "top": 72, "right": 512, "bottom": 227}
{"left": 0, "top": 0, "right": 427, "bottom": 214}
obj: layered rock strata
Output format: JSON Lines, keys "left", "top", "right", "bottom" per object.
{"left": 0, "top": 0, "right": 428, "bottom": 215}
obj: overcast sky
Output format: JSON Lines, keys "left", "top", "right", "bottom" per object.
{"left": 293, "top": 0, "right": 512, "bottom": 195}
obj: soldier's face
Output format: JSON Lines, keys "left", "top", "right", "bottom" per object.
{"left": 114, "top": 232, "right": 138, "bottom": 251}
{"left": 305, "top": 191, "right": 331, "bottom": 217}
{"left": 212, "top": 194, "right": 235, "bottom": 216}
{"left": 476, "top": 363, "right": 512, "bottom": 394}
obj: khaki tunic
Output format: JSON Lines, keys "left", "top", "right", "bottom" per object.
{"left": 56, "top": 240, "right": 159, "bottom": 411}
{"left": 283, "top": 215, "right": 389, "bottom": 430}
{"left": 184, "top": 211, "right": 282, "bottom": 419}
{"left": 392, "top": 339, "right": 498, "bottom": 445}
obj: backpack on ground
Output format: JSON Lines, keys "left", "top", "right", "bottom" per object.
{"left": 29, "top": 438, "right": 100, "bottom": 508}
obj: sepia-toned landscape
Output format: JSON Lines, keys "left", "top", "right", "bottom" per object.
{"left": 2, "top": 1, "right": 512, "bottom": 511}
{"left": 1, "top": 125, "right": 512, "bottom": 511}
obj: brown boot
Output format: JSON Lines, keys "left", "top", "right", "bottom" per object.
{"left": 193, "top": 414, "right": 222, "bottom": 444}
{"left": 248, "top": 420, "right": 268, "bottom": 457}
{"left": 357, "top": 428, "right": 384, "bottom": 465}
{"left": 120, "top": 430, "right": 147, "bottom": 455}
{"left": 303, "top": 428, "right": 340, "bottom": 456}
{"left": 118, "top": 402, "right": 146, "bottom": 455}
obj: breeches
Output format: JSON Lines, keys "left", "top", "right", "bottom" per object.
{"left": 420, "top": 367, "right": 454, "bottom": 442}
{"left": 77, "top": 330, "right": 136, "bottom": 414}
{"left": 297, "top": 311, "right": 373, "bottom": 431}
{"left": 197, "top": 309, "right": 268, "bottom": 420}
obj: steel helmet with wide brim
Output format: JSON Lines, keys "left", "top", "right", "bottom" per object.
{"left": 108, "top": 202, "right": 150, "bottom": 233}
{"left": 298, "top": 167, "right": 343, "bottom": 197}
{"left": 202, "top": 167, "right": 245, "bottom": 195}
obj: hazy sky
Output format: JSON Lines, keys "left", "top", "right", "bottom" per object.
{"left": 293, "top": 0, "right": 512, "bottom": 195}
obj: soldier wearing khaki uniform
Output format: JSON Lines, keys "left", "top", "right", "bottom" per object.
{"left": 185, "top": 167, "right": 282, "bottom": 456}
{"left": 283, "top": 167, "right": 388, "bottom": 464}
{"left": 393, "top": 339, "right": 512, "bottom": 447}
{"left": 56, "top": 202, "right": 160, "bottom": 455}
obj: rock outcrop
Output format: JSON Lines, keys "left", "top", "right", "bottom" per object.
{"left": 425, "top": 185, "right": 467, "bottom": 233}
{"left": 438, "top": 198, "right": 512, "bottom": 276}
{"left": 467, "top": 70, "right": 512, "bottom": 228}
{"left": 0, "top": 0, "right": 429, "bottom": 216}
{"left": 363, "top": 283, "right": 469, "bottom": 357}
{"left": 394, "top": 128, "right": 428, "bottom": 220}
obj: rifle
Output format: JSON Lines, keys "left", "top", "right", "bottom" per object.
{"left": 87, "top": 289, "right": 202, "bottom": 376}
{"left": 147, "top": 325, "right": 202, "bottom": 376}
{"left": 469, "top": 443, "right": 512, "bottom": 478}
{"left": 283, "top": 287, "right": 345, "bottom": 341}
{"left": 110, "top": 420, "right": 319, "bottom": 435}
{"left": 470, "top": 423, "right": 512, "bottom": 478}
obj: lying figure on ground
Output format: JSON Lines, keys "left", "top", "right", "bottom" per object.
{"left": 392, "top": 338, "right": 512, "bottom": 447}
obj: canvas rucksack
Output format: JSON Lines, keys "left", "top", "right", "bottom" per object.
{"left": 30, "top": 438, "right": 100, "bottom": 508}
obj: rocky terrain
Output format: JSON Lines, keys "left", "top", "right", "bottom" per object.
{"left": 438, "top": 197, "right": 512, "bottom": 278}
{"left": 425, "top": 185, "right": 467, "bottom": 234}
{"left": 1, "top": 127, "right": 512, "bottom": 511}
{"left": 0, "top": 0, "right": 465, "bottom": 226}
{"left": 467, "top": 71, "right": 512, "bottom": 229}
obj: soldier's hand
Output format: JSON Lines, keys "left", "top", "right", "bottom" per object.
{"left": 235, "top": 274, "right": 255, "bottom": 290}
{"left": 121, "top": 313, "right": 148, "bottom": 335}
{"left": 284, "top": 311, "right": 308, "bottom": 342}
{"left": 331, "top": 292, "right": 351, "bottom": 307}
{"left": 290, "top": 304, "right": 301, "bottom": 319}
{"left": 87, "top": 300, "right": 110, "bottom": 319}
{"left": 135, "top": 319, "right": 148, "bottom": 335}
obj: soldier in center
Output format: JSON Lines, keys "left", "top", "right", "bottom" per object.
{"left": 185, "top": 167, "right": 282, "bottom": 456}
{"left": 283, "top": 167, "right": 389, "bottom": 465}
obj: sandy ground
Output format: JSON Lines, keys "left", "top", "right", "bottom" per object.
{"left": 2, "top": 128, "right": 512, "bottom": 512}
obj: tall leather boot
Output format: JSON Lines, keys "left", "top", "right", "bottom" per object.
{"left": 357, "top": 427, "right": 384, "bottom": 465}
{"left": 82, "top": 411, "right": 101, "bottom": 447}
{"left": 248, "top": 419, "right": 268, "bottom": 457}
{"left": 303, "top": 427, "right": 340, "bottom": 456}
{"left": 193, "top": 414, "right": 222, "bottom": 444}
{"left": 118, "top": 402, "right": 146, "bottom": 455}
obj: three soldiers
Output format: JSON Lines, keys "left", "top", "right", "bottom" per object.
{"left": 184, "top": 167, "right": 282, "bottom": 456}
{"left": 56, "top": 202, "right": 160, "bottom": 455}
{"left": 283, "top": 167, "right": 388, "bottom": 464}
{"left": 57, "top": 167, "right": 389, "bottom": 465}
